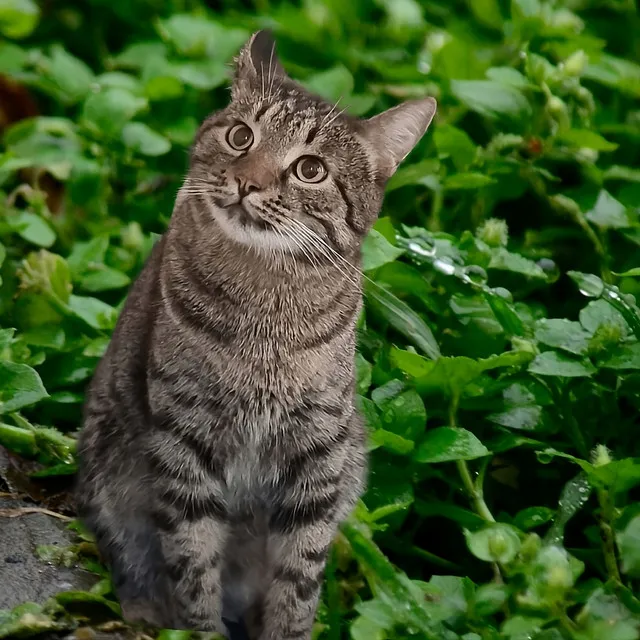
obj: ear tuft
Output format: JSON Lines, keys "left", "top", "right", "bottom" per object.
{"left": 233, "top": 30, "right": 287, "bottom": 98}
{"left": 365, "top": 97, "right": 437, "bottom": 177}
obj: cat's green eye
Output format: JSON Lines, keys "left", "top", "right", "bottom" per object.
{"left": 227, "top": 123, "right": 254, "bottom": 151}
{"left": 294, "top": 156, "right": 327, "bottom": 184}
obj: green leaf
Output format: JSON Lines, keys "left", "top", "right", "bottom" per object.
{"left": 614, "top": 268, "right": 640, "bottom": 277}
{"left": 534, "top": 318, "right": 591, "bottom": 356}
{"left": 68, "top": 295, "right": 117, "bottom": 330}
{"left": 156, "top": 631, "right": 194, "bottom": 640}
{"left": 304, "top": 65, "right": 354, "bottom": 103}
{"left": 473, "top": 583, "right": 510, "bottom": 617}
{"left": 81, "top": 88, "right": 148, "bottom": 137}
{"left": 528, "top": 351, "right": 596, "bottom": 377}
{"left": 579, "top": 298, "right": 629, "bottom": 336}
{"left": 0, "top": 41, "right": 27, "bottom": 72}
{"left": 465, "top": 523, "right": 521, "bottom": 563}
{"left": 488, "top": 405, "right": 541, "bottom": 431}
{"left": 374, "top": 386, "right": 427, "bottom": 442}
{"left": 355, "top": 353, "right": 372, "bottom": 395}
{"left": 46, "top": 44, "right": 95, "bottom": 103}
{"left": 486, "top": 66, "right": 528, "bottom": 87}
{"left": 21, "top": 326, "right": 65, "bottom": 349}
{"left": 19, "top": 250, "right": 72, "bottom": 303}
{"left": 0, "top": 602, "right": 64, "bottom": 638}
{"left": 618, "top": 515, "right": 640, "bottom": 577}
{"left": 414, "top": 427, "right": 489, "bottom": 463}
{"left": 156, "top": 14, "right": 247, "bottom": 59}
{"left": 369, "top": 429, "right": 415, "bottom": 455}
{"left": 55, "top": 590, "right": 121, "bottom": 616}
{"left": 599, "top": 342, "right": 640, "bottom": 370}
{"left": 79, "top": 267, "right": 131, "bottom": 292}
{"left": 451, "top": 80, "right": 531, "bottom": 120}
{"left": 67, "top": 237, "right": 109, "bottom": 278}
{"left": 501, "top": 615, "right": 545, "bottom": 638}
{"left": 585, "top": 190, "right": 631, "bottom": 229}
{"left": 365, "top": 285, "right": 440, "bottom": 359}
{"left": 604, "top": 166, "right": 640, "bottom": 183}
{"left": 545, "top": 473, "right": 592, "bottom": 546}
{"left": 468, "top": 0, "right": 503, "bottom": 29}
{"left": 444, "top": 173, "right": 497, "bottom": 190}
{"left": 341, "top": 519, "right": 441, "bottom": 638}
{"left": 587, "top": 459, "right": 640, "bottom": 495}
{"left": 0, "top": 361, "right": 48, "bottom": 414}
{"left": 558, "top": 129, "right": 618, "bottom": 151}
{"left": 578, "top": 588, "right": 640, "bottom": 640}
{"left": 144, "top": 74, "right": 184, "bottom": 100}
{"left": 489, "top": 248, "right": 546, "bottom": 279}
{"left": 362, "top": 229, "right": 404, "bottom": 272}
{"left": 386, "top": 159, "right": 440, "bottom": 192}
{"left": 8, "top": 212, "right": 56, "bottom": 248}
{"left": 434, "top": 125, "right": 477, "bottom": 170}
{"left": 0, "top": 0, "right": 39, "bottom": 39}
{"left": 392, "top": 351, "right": 531, "bottom": 397}
{"left": 122, "top": 122, "right": 171, "bottom": 156}
{"left": 0, "top": 328, "right": 15, "bottom": 352}
{"left": 513, "top": 506, "right": 555, "bottom": 530}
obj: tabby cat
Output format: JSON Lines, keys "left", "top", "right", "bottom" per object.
{"left": 76, "top": 30, "right": 436, "bottom": 640}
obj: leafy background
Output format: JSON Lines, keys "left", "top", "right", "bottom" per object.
{"left": 1, "top": 0, "right": 640, "bottom": 638}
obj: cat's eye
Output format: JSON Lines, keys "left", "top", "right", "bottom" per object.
{"left": 227, "top": 123, "right": 254, "bottom": 151}
{"left": 294, "top": 156, "right": 327, "bottom": 184}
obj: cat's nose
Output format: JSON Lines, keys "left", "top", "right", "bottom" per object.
{"left": 233, "top": 155, "right": 276, "bottom": 199}
{"left": 236, "top": 177, "right": 261, "bottom": 199}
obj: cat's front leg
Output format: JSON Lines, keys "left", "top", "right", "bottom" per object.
{"left": 156, "top": 505, "right": 230, "bottom": 633}
{"left": 261, "top": 515, "right": 338, "bottom": 640}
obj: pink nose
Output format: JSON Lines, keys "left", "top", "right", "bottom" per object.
{"left": 236, "top": 177, "right": 261, "bottom": 198}
{"left": 232, "top": 154, "right": 276, "bottom": 196}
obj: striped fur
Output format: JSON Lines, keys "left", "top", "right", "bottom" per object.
{"left": 76, "top": 30, "right": 435, "bottom": 639}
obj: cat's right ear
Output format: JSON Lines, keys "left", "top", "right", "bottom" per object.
{"left": 232, "top": 30, "right": 288, "bottom": 99}
{"left": 364, "top": 97, "right": 437, "bottom": 179}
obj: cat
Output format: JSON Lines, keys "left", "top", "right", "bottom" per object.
{"left": 76, "top": 29, "right": 436, "bottom": 640}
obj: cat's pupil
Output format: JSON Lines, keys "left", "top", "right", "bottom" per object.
{"left": 230, "top": 124, "right": 253, "bottom": 149}
{"left": 299, "top": 157, "right": 323, "bottom": 181}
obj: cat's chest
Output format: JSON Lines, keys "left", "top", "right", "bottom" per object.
{"left": 221, "top": 416, "right": 285, "bottom": 510}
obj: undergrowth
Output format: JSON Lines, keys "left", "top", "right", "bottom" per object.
{"left": 1, "top": 0, "right": 640, "bottom": 638}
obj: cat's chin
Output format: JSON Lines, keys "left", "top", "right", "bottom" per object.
{"left": 207, "top": 199, "right": 296, "bottom": 255}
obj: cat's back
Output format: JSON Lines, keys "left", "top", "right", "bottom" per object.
{"left": 79, "top": 234, "right": 167, "bottom": 453}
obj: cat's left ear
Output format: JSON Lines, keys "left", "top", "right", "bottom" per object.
{"left": 232, "top": 30, "right": 288, "bottom": 99}
{"left": 364, "top": 97, "right": 437, "bottom": 178}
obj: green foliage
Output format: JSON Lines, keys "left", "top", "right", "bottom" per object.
{"left": 1, "top": 0, "right": 640, "bottom": 638}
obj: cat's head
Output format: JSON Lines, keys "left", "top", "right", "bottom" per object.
{"left": 188, "top": 30, "right": 436, "bottom": 258}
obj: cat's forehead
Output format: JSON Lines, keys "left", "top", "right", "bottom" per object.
{"left": 230, "top": 85, "right": 357, "bottom": 147}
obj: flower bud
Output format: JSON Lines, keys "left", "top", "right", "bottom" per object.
{"left": 564, "top": 50, "right": 588, "bottom": 76}
{"left": 477, "top": 218, "right": 509, "bottom": 248}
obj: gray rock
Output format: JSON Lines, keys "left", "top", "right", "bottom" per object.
{"left": 0, "top": 493, "right": 97, "bottom": 609}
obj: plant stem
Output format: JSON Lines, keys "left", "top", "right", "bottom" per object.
{"left": 325, "top": 546, "right": 342, "bottom": 640}
{"left": 597, "top": 488, "right": 623, "bottom": 585}
{"left": 450, "top": 395, "right": 496, "bottom": 523}
{"left": 429, "top": 187, "right": 444, "bottom": 232}
{"left": 456, "top": 460, "right": 496, "bottom": 523}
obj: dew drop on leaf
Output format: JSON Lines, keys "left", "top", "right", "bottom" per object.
{"left": 433, "top": 256, "right": 457, "bottom": 276}
{"left": 461, "top": 264, "right": 488, "bottom": 285}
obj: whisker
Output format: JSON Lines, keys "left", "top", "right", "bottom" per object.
{"left": 267, "top": 43, "right": 276, "bottom": 101}
{"left": 320, "top": 105, "right": 349, "bottom": 133}
{"left": 318, "top": 98, "right": 342, "bottom": 132}
{"left": 285, "top": 220, "right": 360, "bottom": 288}
{"left": 287, "top": 219, "right": 399, "bottom": 312}
{"left": 279, "top": 224, "right": 323, "bottom": 278}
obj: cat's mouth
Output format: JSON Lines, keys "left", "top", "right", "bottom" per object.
{"left": 216, "top": 201, "right": 272, "bottom": 231}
